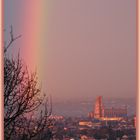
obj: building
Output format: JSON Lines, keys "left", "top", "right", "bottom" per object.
{"left": 134, "top": 116, "right": 136, "bottom": 128}
{"left": 89, "top": 96, "right": 127, "bottom": 121}
{"left": 94, "top": 96, "right": 104, "bottom": 118}
{"left": 103, "top": 107, "right": 127, "bottom": 118}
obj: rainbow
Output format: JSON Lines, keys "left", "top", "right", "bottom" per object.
{"left": 20, "top": 1, "right": 50, "bottom": 82}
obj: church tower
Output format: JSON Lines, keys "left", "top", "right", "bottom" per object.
{"left": 94, "top": 96, "right": 104, "bottom": 119}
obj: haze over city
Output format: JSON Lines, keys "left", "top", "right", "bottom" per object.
{"left": 4, "top": 1, "right": 137, "bottom": 139}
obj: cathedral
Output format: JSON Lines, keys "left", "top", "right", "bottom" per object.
{"left": 88, "top": 96, "right": 127, "bottom": 121}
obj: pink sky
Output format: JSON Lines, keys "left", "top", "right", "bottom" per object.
{"left": 5, "top": 0, "right": 137, "bottom": 100}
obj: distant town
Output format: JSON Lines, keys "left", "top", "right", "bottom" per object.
{"left": 52, "top": 97, "right": 136, "bottom": 117}
{"left": 42, "top": 96, "right": 136, "bottom": 140}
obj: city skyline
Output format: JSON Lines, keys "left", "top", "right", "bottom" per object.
{"left": 4, "top": 1, "right": 137, "bottom": 139}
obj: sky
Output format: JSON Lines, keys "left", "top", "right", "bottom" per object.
{"left": 5, "top": 0, "right": 137, "bottom": 101}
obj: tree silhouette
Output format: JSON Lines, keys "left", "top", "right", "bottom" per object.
{"left": 4, "top": 26, "right": 52, "bottom": 140}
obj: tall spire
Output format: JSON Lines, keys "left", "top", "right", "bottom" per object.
{"left": 94, "top": 96, "right": 104, "bottom": 119}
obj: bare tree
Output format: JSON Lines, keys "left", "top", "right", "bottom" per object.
{"left": 4, "top": 26, "right": 53, "bottom": 140}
